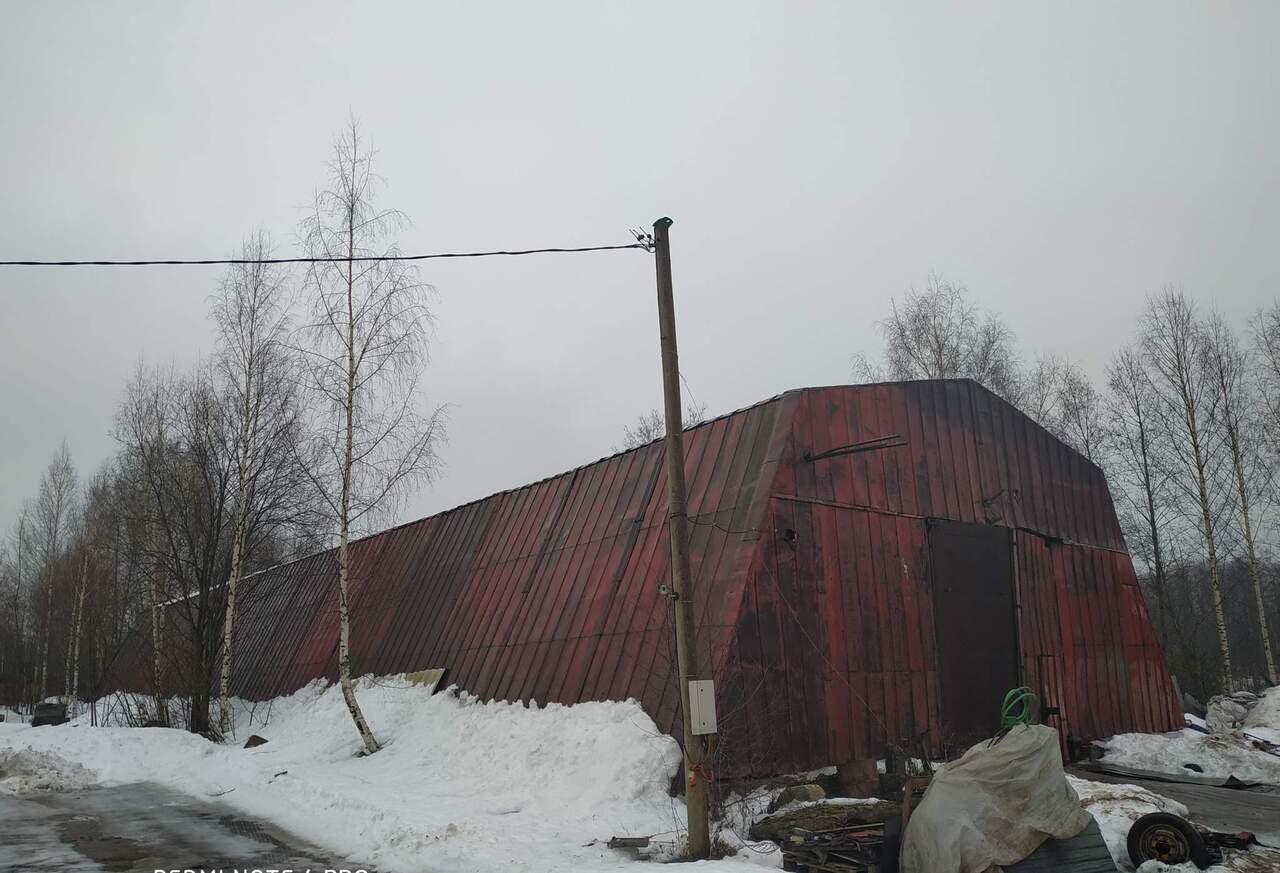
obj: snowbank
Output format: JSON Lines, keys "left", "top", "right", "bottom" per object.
{"left": 1069, "top": 776, "right": 1190, "bottom": 870}
{"left": 0, "top": 747, "right": 94, "bottom": 794}
{"left": 1100, "top": 728, "right": 1280, "bottom": 785}
{"left": 2, "top": 678, "right": 754, "bottom": 872}
{"left": 1243, "top": 686, "right": 1280, "bottom": 746}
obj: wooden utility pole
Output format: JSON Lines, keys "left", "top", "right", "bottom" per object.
{"left": 652, "top": 216, "right": 713, "bottom": 859}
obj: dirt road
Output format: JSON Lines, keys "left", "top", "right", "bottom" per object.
{"left": 0, "top": 782, "right": 359, "bottom": 872}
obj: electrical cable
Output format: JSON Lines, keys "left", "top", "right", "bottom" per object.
{"left": 0, "top": 242, "right": 648, "bottom": 267}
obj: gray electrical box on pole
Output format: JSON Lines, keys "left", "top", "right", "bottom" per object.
{"left": 689, "top": 680, "right": 718, "bottom": 735}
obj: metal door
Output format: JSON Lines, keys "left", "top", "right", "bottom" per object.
{"left": 928, "top": 520, "right": 1019, "bottom": 749}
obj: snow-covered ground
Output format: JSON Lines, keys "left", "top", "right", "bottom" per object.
{"left": 1069, "top": 776, "right": 1192, "bottom": 870}
{"left": 0, "top": 678, "right": 776, "bottom": 872}
{"left": 1243, "top": 686, "right": 1280, "bottom": 746}
{"left": 1087, "top": 686, "right": 1280, "bottom": 871}
{"left": 1100, "top": 685, "right": 1280, "bottom": 786}
{"left": 3, "top": 679, "right": 1277, "bottom": 872}
{"left": 0, "top": 704, "right": 28, "bottom": 724}
{"left": 1100, "top": 728, "right": 1280, "bottom": 785}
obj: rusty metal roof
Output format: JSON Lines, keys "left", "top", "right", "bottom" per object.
{"left": 228, "top": 388, "right": 789, "bottom": 702}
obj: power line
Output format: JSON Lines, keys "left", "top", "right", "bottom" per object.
{"left": 0, "top": 242, "right": 648, "bottom": 267}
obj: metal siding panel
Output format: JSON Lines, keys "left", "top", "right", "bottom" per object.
{"left": 897, "top": 517, "right": 929, "bottom": 742}
{"left": 553, "top": 444, "right": 654, "bottom": 703}
{"left": 688, "top": 416, "right": 755, "bottom": 669}
{"left": 581, "top": 444, "right": 668, "bottom": 701}
{"left": 751, "top": 514, "right": 797, "bottom": 771}
{"left": 865, "top": 510, "right": 898, "bottom": 749}
{"left": 816, "top": 388, "right": 844, "bottom": 505}
{"left": 685, "top": 419, "right": 739, "bottom": 669}
{"left": 1008, "top": 400, "right": 1042, "bottom": 534}
{"left": 874, "top": 386, "right": 903, "bottom": 515}
{"left": 509, "top": 455, "right": 624, "bottom": 703}
{"left": 924, "top": 384, "right": 957, "bottom": 520}
{"left": 276, "top": 552, "right": 341, "bottom": 695}
{"left": 427, "top": 492, "right": 516, "bottom": 665}
{"left": 492, "top": 466, "right": 605, "bottom": 701}
{"left": 608, "top": 456, "right": 681, "bottom": 713}
{"left": 475, "top": 475, "right": 583, "bottom": 697}
{"left": 730, "top": 400, "right": 787, "bottom": 536}
{"left": 944, "top": 381, "right": 980, "bottom": 525}
{"left": 541, "top": 446, "right": 648, "bottom": 703}
{"left": 886, "top": 386, "right": 917, "bottom": 517}
{"left": 903, "top": 385, "right": 934, "bottom": 516}
{"left": 606, "top": 461, "right": 676, "bottom": 706}
{"left": 349, "top": 519, "right": 421, "bottom": 675}
{"left": 243, "top": 559, "right": 307, "bottom": 697}
{"left": 445, "top": 487, "right": 540, "bottom": 695}
{"left": 1046, "top": 421, "right": 1073, "bottom": 543}
{"left": 402, "top": 501, "right": 493, "bottom": 676}
{"left": 832, "top": 504, "right": 871, "bottom": 760}
{"left": 428, "top": 493, "right": 511, "bottom": 672}
{"left": 857, "top": 387, "right": 888, "bottom": 510}
{"left": 791, "top": 497, "right": 827, "bottom": 769}
{"left": 815, "top": 505, "right": 852, "bottom": 767}
{"left": 971, "top": 386, "right": 1004, "bottom": 524}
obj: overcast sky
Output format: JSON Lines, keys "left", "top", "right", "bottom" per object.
{"left": 2, "top": 2, "right": 1277, "bottom": 536}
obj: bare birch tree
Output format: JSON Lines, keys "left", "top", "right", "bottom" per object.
{"left": 62, "top": 550, "right": 88, "bottom": 710}
{"left": 1204, "top": 313, "right": 1276, "bottom": 684}
{"left": 6, "top": 509, "right": 33, "bottom": 706}
{"left": 32, "top": 443, "right": 77, "bottom": 701}
{"left": 1106, "top": 347, "right": 1178, "bottom": 650}
{"left": 299, "top": 121, "right": 445, "bottom": 754}
{"left": 1252, "top": 303, "right": 1280, "bottom": 489}
{"left": 1055, "top": 362, "right": 1106, "bottom": 463}
{"left": 619, "top": 399, "right": 707, "bottom": 450}
{"left": 853, "top": 272, "right": 1023, "bottom": 402}
{"left": 1019, "top": 354, "right": 1068, "bottom": 425}
{"left": 211, "top": 231, "right": 293, "bottom": 734}
{"left": 1141, "top": 288, "right": 1234, "bottom": 689}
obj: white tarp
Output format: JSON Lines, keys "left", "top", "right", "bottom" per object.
{"left": 901, "top": 724, "right": 1091, "bottom": 873}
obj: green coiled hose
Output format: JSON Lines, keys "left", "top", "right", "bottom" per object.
{"left": 1001, "top": 686, "right": 1039, "bottom": 728}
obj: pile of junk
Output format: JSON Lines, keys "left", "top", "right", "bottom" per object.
{"left": 748, "top": 689, "right": 1268, "bottom": 873}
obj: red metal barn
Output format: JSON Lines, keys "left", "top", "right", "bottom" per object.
{"left": 225, "top": 380, "right": 1182, "bottom": 777}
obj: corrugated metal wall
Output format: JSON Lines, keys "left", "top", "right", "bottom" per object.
{"left": 716, "top": 383, "right": 1181, "bottom": 777}
{"left": 1016, "top": 533, "right": 1183, "bottom": 742}
{"left": 222, "top": 380, "right": 1180, "bottom": 778}
{"left": 227, "top": 395, "right": 789, "bottom": 725}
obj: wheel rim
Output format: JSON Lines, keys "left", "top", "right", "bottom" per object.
{"left": 1140, "top": 824, "right": 1191, "bottom": 863}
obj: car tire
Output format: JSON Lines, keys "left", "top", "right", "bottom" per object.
{"left": 1126, "top": 812, "right": 1212, "bottom": 869}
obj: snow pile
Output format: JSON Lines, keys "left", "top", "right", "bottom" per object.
{"left": 1205, "top": 690, "right": 1266, "bottom": 733}
{"left": 1068, "top": 777, "right": 1190, "bottom": 870}
{"left": 0, "top": 678, "right": 783, "bottom": 872}
{"left": 1242, "top": 686, "right": 1280, "bottom": 746}
{"left": 0, "top": 747, "right": 95, "bottom": 794}
{"left": 1099, "top": 728, "right": 1280, "bottom": 785}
